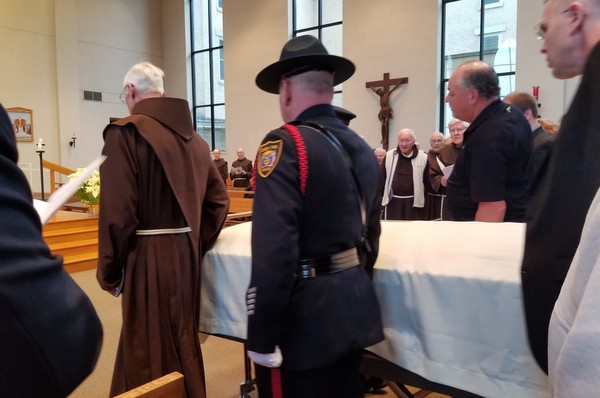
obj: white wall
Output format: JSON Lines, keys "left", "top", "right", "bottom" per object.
{"left": 222, "top": 0, "right": 288, "bottom": 160}
{"left": 222, "top": 0, "right": 439, "bottom": 158}
{"left": 0, "top": 0, "right": 179, "bottom": 192}
{"left": 72, "top": 0, "right": 163, "bottom": 172}
{"left": 514, "top": 0, "right": 577, "bottom": 122}
{"left": 344, "top": 0, "right": 439, "bottom": 150}
{"left": 0, "top": 1, "right": 58, "bottom": 191}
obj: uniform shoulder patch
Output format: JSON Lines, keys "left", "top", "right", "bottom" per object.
{"left": 258, "top": 139, "right": 283, "bottom": 178}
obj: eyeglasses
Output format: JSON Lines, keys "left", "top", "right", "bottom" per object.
{"left": 534, "top": 8, "right": 570, "bottom": 40}
{"left": 119, "top": 84, "right": 131, "bottom": 102}
{"left": 450, "top": 128, "right": 465, "bottom": 134}
{"left": 398, "top": 139, "right": 414, "bottom": 144}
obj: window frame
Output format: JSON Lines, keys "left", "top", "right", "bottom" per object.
{"left": 190, "top": 0, "right": 225, "bottom": 150}
{"left": 439, "top": 0, "right": 515, "bottom": 133}
{"left": 292, "top": 0, "right": 344, "bottom": 101}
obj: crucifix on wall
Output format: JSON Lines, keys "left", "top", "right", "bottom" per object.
{"left": 366, "top": 73, "right": 408, "bottom": 150}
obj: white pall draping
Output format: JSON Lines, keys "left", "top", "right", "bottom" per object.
{"left": 199, "top": 221, "right": 550, "bottom": 398}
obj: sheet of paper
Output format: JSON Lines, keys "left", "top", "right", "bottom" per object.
{"left": 33, "top": 199, "right": 49, "bottom": 216}
{"left": 37, "top": 155, "right": 106, "bottom": 225}
{"left": 442, "top": 164, "right": 454, "bottom": 178}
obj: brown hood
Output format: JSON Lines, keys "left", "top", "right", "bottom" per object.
{"left": 131, "top": 97, "right": 195, "bottom": 140}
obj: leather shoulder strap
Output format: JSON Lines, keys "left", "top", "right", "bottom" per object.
{"left": 290, "top": 121, "right": 369, "bottom": 248}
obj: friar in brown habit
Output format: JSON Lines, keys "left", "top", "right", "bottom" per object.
{"left": 97, "top": 62, "right": 229, "bottom": 398}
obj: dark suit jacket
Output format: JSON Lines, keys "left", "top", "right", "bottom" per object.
{"left": 0, "top": 103, "right": 103, "bottom": 397}
{"left": 522, "top": 42, "right": 600, "bottom": 373}
{"left": 526, "top": 126, "right": 554, "bottom": 198}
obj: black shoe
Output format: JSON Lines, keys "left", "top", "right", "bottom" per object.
{"left": 363, "top": 377, "right": 387, "bottom": 393}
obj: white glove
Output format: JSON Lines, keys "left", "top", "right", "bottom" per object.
{"left": 248, "top": 346, "right": 282, "bottom": 368}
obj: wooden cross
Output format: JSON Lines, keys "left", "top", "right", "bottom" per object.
{"left": 366, "top": 73, "right": 409, "bottom": 150}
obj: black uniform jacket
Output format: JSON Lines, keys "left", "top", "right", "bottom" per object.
{"left": 247, "top": 104, "right": 384, "bottom": 370}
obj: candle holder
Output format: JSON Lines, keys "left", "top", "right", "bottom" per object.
{"left": 36, "top": 144, "right": 46, "bottom": 200}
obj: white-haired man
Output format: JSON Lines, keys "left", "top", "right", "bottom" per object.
{"left": 97, "top": 62, "right": 229, "bottom": 397}
{"left": 428, "top": 119, "right": 468, "bottom": 220}
{"left": 381, "top": 128, "right": 428, "bottom": 220}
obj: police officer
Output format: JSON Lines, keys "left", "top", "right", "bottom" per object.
{"left": 246, "top": 35, "right": 384, "bottom": 398}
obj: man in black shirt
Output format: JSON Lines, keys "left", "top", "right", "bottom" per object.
{"left": 445, "top": 60, "right": 531, "bottom": 222}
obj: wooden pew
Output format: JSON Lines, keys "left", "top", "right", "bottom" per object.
{"left": 225, "top": 195, "right": 253, "bottom": 226}
{"left": 227, "top": 189, "right": 254, "bottom": 198}
{"left": 229, "top": 196, "right": 253, "bottom": 213}
{"left": 113, "top": 371, "right": 184, "bottom": 398}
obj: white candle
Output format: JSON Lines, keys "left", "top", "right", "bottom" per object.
{"left": 37, "top": 138, "right": 43, "bottom": 150}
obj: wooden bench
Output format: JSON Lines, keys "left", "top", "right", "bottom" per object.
{"left": 229, "top": 196, "right": 253, "bottom": 213}
{"left": 225, "top": 196, "right": 253, "bottom": 226}
{"left": 227, "top": 189, "right": 254, "bottom": 198}
{"left": 113, "top": 371, "right": 184, "bottom": 398}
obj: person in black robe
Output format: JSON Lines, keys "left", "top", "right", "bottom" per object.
{"left": 522, "top": 2, "right": 600, "bottom": 374}
{"left": 0, "top": 102, "right": 102, "bottom": 398}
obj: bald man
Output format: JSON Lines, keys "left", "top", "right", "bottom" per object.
{"left": 230, "top": 148, "right": 252, "bottom": 188}
{"left": 212, "top": 148, "right": 228, "bottom": 182}
{"left": 444, "top": 60, "right": 530, "bottom": 222}
{"left": 523, "top": 1, "right": 600, "bottom": 390}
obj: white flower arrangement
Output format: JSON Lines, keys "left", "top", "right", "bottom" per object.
{"left": 69, "top": 168, "right": 100, "bottom": 205}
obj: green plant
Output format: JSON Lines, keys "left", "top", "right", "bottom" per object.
{"left": 69, "top": 168, "right": 100, "bottom": 205}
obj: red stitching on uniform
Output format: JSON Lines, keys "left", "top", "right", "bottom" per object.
{"left": 282, "top": 124, "right": 308, "bottom": 196}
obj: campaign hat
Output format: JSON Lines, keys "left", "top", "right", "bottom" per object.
{"left": 256, "top": 35, "right": 355, "bottom": 94}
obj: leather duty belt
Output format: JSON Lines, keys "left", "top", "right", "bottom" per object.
{"left": 296, "top": 247, "right": 359, "bottom": 279}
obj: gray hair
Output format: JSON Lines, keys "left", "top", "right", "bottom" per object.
{"left": 123, "top": 62, "right": 165, "bottom": 95}
{"left": 290, "top": 70, "right": 334, "bottom": 95}
{"left": 459, "top": 60, "right": 499, "bottom": 99}
{"left": 397, "top": 128, "right": 416, "bottom": 140}
{"left": 448, "top": 118, "right": 470, "bottom": 128}
{"left": 429, "top": 131, "right": 444, "bottom": 140}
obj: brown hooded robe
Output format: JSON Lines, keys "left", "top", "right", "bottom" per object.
{"left": 97, "top": 97, "right": 229, "bottom": 397}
